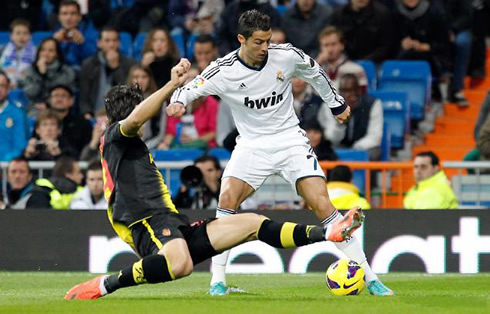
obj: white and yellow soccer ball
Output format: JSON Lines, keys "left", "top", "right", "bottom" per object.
{"left": 326, "top": 259, "right": 365, "bottom": 296}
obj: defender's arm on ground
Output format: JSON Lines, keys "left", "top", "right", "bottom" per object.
{"left": 120, "top": 59, "right": 191, "bottom": 136}
{"left": 291, "top": 46, "right": 351, "bottom": 124}
{"left": 167, "top": 61, "right": 225, "bottom": 118}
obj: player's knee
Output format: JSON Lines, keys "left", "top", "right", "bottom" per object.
{"left": 170, "top": 259, "right": 193, "bottom": 278}
{"left": 242, "top": 213, "right": 268, "bottom": 241}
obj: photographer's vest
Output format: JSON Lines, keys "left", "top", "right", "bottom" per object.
{"left": 35, "top": 178, "right": 82, "bottom": 210}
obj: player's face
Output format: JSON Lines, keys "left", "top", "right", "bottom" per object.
{"left": 0, "top": 74, "right": 9, "bottom": 101}
{"left": 194, "top": 42, "right": 217, "bottom": 71}
{"left": 58, "top": 5, "right": 81, "bottom": 30}
{"left": 35, "top": 118, "right": 59, "bottom": 141}
{"left": 131, "top": 68, "right": 150, "bottom": 92}
{"left": 49, "top": 88, "right": 73, "bottom": 111}
{"left": 11, "top": 25, "right": 31, "bottom": 49}
{"left": 413, "top": 156, "right": 438, "bottom": 182}
{"left": 7, "top": 161, "right": 32, "bottom": 190}
{"left": 241, "top": 29, "right": 272, "bottom": 65}
{"left": 320, "top": 33, "right": 344, "bottom": 63}
{"left": 39, "top": 40, "right": 58, "bottom": 64}
{"left": 98, "top": 31, "right": 120, "bottom": 53}
{"left": 86, "top": 169, "right": 104, "bottom": 198}
{"left": 151, "top": 30, "right": 169, "bottom": 57}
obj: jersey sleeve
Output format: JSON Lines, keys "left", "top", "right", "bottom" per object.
{"left": 170, "top": 61, "right": 225, "bottom": 107}
{"left": 104, "top": 122, "right": 135, "bottom": 144}
{"left": 291, "top": 46, "right": 347, "bottom": 116}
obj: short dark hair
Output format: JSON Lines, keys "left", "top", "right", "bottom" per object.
{"left": 10, "top": 18, "right": 31, "bottom": 32}
{"left": 99, "top": 26, "right": 120, "bottom": 40}
{"left": 49, "top": 84, "right": 74, "bottom": 96}
{"left": 237, "top": 9, "right": 271, "bottom": 39}
{"left": 52, "top": 156, "right": 77, "bottom": 178}
{"left": 416, "top": 151, "right": 439, "bottom": 166}
{"left": 0, "top": 70, "right": 10, "bottom": 85}
{"left": 194, "top": 155, "right": 221, "bottom": 170}
{"left": 329, "top": 165, "right": 352, "bottom": 182}
{"left": 87, "top": 159, "right": 102, "bottom": 172}
{"left": 8, "top": 156, "right": 31, "bottom": 173}
{"left": 105, "top": 85, "right": 144, "bottom": 125}
{"left": 195, "top": 34, "right": 216, "bottom": 47}
{"left": 59, "top": 0, "right": 81, "bottom": 13}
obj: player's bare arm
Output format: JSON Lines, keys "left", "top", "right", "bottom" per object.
{"left": 121, "top": 58, "right": 191, "bottom": 135}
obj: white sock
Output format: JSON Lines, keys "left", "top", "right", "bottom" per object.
{"left": 324, "top": 211, "right": 379, "bottom": 283}
{"left": 210, "top": 207, "right": 235, "bottom": 286}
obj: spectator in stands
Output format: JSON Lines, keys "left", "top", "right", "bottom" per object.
{"left": 0, "top": 19, "right": 36, "bottom": 88}
{"left": 26, "top": 155, "right": 83, "bottom": 209}
{"left": 53, "top": 0, "right": 98, "bottom": 68}
{"left": 174, "top": 155, "right": 222, "bottom": 210}
{"left": 446, "top": 0, "right": 472, "bottom": 106}
{"left": 1, "top": 157, "right": 33, "bottom": 210}
{"left": 331, "top": 0, "right": 396, "bottom": 63}
{"left": 48, "top": 85, "right": 92, "bottom": 157}
{"left": 141, "top": 27, "right": 179, "bottom": 88}
{"left": 168, "top": 0, "right": 225, "bottom": 36}
{"left": 316, "top": 26, "right": 367, "bottom": 91}
{"left": 477, "top": 113, "right": 490, "bottom": 165}
{"left": 193, "top": 35, "right": 218, "bottom": 72}
{"left": 281, "top": 0, "right": 332, "bottom": 57}
{"left": 126, "top": 64, "right": 165, "bottom": 149}
{"left": 70, "top": 160, "right": 107, "bottom": 210}
{"left": 80, "top": 26, "right": 137, "bottom": 119}
{"left": 320, "top": 73, "right": 383, "bottom": 161}
{"left": 395, "top": 0, "right": 450, "bottom": 100}
{"left": 291, "top": 77, "right": 326, "bottom": 126}
{"left": 326, "top": 165, "right": 370, "bottom": 209}
{"left": 215, "top": 0, "right": 281, "bottom": 56}
{"left": 270, "top": 27, "right": 287, "bottom": 44}
{"left": 303, "top": 120, "right": 338, "bottom": 161}
{"left": 23, "top": 109, "right": 77, "bottom": 161}
{"left": 80, "top": 108, "right": 107, "bottom": 161}
{"left": 24, "top": 37, "right": 76, "bottom": 116}
{"left": 404, "top": 151, "right": 458, "bottom": 209}
{"left": 474, "top": 91, "right": 490, "bottom": 140}
{"left": 160, "top": 66, "right": 219, "bottom": 150}
{"left": 467, "top": 0, "right": 490, "bottom": 81}
{"left": 0, "top": 71, "right": 28, "bottom": 161}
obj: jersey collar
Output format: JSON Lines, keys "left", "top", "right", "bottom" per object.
{"left": 236, "top": 49, "right": 268, "bottom": 71}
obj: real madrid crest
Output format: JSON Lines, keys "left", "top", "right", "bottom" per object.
{"left": 276, "top": 70, "right": 284, "bottom": 82}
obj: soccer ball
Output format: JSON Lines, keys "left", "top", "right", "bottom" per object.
{"left": 326, "top": 259, "right": 365, "bottom": 296}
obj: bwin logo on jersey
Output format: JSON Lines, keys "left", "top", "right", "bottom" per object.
{"left": 243, "top": 91, "right": 283, "bottom": 109}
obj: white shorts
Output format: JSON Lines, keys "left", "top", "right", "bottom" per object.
{"left": 222, "top": 127, "right": 326, "bottom": 193}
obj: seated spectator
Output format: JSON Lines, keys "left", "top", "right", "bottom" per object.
{"left": 160, "top": 67, "right": 219, "bottom": 149}
{"left": 291, "top": 77, "right": 327, "bottom": 126}
{"left": 215, "top": 0, "right": 281, "bottom": 56}
{"left": 140, "top": 27, "right": 179, "bottom": 88}
{"left": 326, "top": 165, "right": 370, "bottom": 209}
{"left": 23, "top": 109, "right": 77, "bottom": 161}
{"left": 26, "top": 156, "right": 83, "bottom": 209}
{"left": 24, "top": 37, "right": 76, "bottom": 116}
{"left": 80, "top": 108, "right": 107, "bottom": 161}
{"left": 0, "top": 19, "right": 36, "bottom": 88}
{"left": 316, "top": 26, "right": 367, "bottom": 91}
{"left": 168, "top": 0, "right": 225, "bottom": 35}
{"left": 320, "top": 73, "right": 383, "bottom": 160}
{"left": 281, "top": 0, "right": 332, "bottom": 57}
{"left": 0, "top": 71, "right": 28, "bottom": 161}
{"left": 404, "top": 151, "right": 458, "bottom": 209}
{"left": 395, "top": 0, "right": 449, "bottom": 99}
{"left": 126, "top": 64, "right": 165, "bottom": 149}
{"left": 331, "top": 0, "right": 395, "bottom": 63}
{"left": 1, "top": 157, "right": 34, "bottom": 210}
{"left": 303, "top": 120, "right": 338, "bottom": 161}
{"left": 70, "top": 160, "right": 107, "bottom": 210}
{"left": 80, "top": 27, "right": 137, "bottom": 119}
{"left": 193, "top": 35, "right": 218, "bottom": 72}
{"left": 52, "top": 0, "right": 98, "bottom": 68}
{"left": 48, "top": 85, "right": 92, "bottom": 157}
{"left": 270, "top": 27, "right": 287, "bottom": 44}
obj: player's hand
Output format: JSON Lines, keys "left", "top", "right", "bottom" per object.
{"left": 166, "top": 103, "right": 186, "bottom": 118}
{"left": 335, "top": 105, "right": 351, "bottom": 124}
{"left": 170, "top": 58, "right": 191, "bottom": 88}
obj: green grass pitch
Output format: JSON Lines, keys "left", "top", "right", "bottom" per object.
{"left": 0, "top": 272, "right": 488, "bottom": 313}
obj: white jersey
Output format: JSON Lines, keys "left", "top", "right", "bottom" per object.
{"left": 170, "top": 43, "right": 346, "bottom": 140}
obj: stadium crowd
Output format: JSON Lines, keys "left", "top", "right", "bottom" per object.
{"left": 0, "top": 0, "right": 489, "bottom": 210}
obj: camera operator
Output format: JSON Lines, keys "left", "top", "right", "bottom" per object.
{"left": 173, "top": 155, "right": 222, "bottom": 209}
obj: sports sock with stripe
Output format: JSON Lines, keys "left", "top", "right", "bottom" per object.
{"left": 257, "top": 219, "right": 325, "bottom": 248}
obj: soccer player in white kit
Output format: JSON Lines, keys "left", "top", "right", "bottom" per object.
{"left": 167, "top": 10, "right": 394, "bottom": 296}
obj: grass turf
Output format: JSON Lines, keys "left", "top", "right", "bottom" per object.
{"left": 0, "top": 272, "right": 488, "bottom": 313}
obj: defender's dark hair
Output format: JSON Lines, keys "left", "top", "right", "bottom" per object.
{"left": 53, "top": 156, "right": 77, "bottom": 178}
{"left": 195, "top": 34, "right": 216, "bottom": 47}
{"left": 237, "top": 9, "right": 271, "bottom": 39}
{"left": 194, "top": 155, "right": 221, "bottom": 171}
{"left": 330, "top": 165, "right": 352, "bottom": 183}
{"left": 416, "top": 151, "right": 439, "bottom": 166}
{"left": 87, "top": 159, "right": 102, "bottom": 171}
{"left": 59, "top": 0, "right": 81, "bottom": 13}
{"left": 105, "top": 85, "right": 144, "bottom": 125}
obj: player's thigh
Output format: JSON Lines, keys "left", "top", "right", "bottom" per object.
{"left": 205, "top": 213, "right": 267, "bottom": 252}
{"left": 158, "top": 238, "right": 193, "bottom": 278}
{"left": 219, "top": 176, "right": 255, "bottom": 209}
